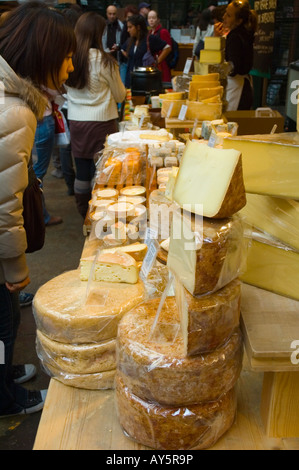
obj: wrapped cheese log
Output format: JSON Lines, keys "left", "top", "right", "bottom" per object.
{"left": 36, "top": 330, "right": 116, "bottom": 375}
{"left": 167, "top": 211, "right": 247, "bottom": 296}
{"left": 176, "top": 279, "right": 241, "bottom": 355}
{"left": 33, "top": 270, "right": 145, "bottom": 344}
{"left": 117, "top": 297, "right": 243, "bottom": 406}
{"left": 43, "top": 363, "right": 116, "bottom": 390}
{"left": 116, "top": 374, "right": 237, "bottom": 450}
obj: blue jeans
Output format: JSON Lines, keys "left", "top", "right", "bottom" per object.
{"left": 0, "top": 285, "right": 23, "bottom": 412}
{"left": 33, "top": 115, "right": 55, "bottom": 225}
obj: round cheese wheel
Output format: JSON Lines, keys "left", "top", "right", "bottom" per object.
{"left": 44, "top": 363, "right": 116, "bottom": 390}
{"left": 93, "top": 188, "right": 119, "bottom": 200}
{"left": 33, "top": 270, "right": 145, "bottom": 344}
{"left": 36, "top": 330, "right": 116, "bottom": 374}
{"left": 116, "top": 374, "right": 237, "bottom": 450}
{"left": 117, "top": 297, "right": 243, "bottom": 406}
{"left": 120, "top": 186, "right": 146, "bottom": 197}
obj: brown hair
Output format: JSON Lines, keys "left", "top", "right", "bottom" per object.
{"left": 124, "top": 4, "right": 139, "bottom": 18}
{"left": 231, "top": 0, "right": 258, "bottom": 33}
{"left": 66, "top": 11, "right": 116, "bottom": 89}
{"left": 0, "top": 1, "right": 76, "bottom": 90}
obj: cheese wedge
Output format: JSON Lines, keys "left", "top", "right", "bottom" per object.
{"left": 186, "top": 101, "right": 222, "bottom": 121}
{"left": 80, "top": 251, "right": 139, "bottom": 284}
{"left": 189, "top": 81, "right": 221, "bottom": 101}
{"left": 197, "top": 86, "right": 224, "bottom": 101}
{"left": 223, "top": 133, "right": 299, "bottom": 199}
{"left": 161, "top": 99, "right": 186, "bottom": 118}
{"left": 200, "top": 49, "right": 224, "bottom": 64}
{"left": 240, "top": 194, "right": 299, "bottom": 251}
{"left": 204, "top": 37, "right": 226, "bottom": 51}
{"left": 102, "top": 243, "right": 148, "bottom": 262}
{"left": 173, "top": 141, "right": 246, "bottom": 218}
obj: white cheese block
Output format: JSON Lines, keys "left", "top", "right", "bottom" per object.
{"left": 167, "top": 211, "right": 246, "bottom": 296}
{"left": 116, "top": 374, "right": 237, "bottom": 450}
{"left": 117, "top": 297, "right": 243, "bottom": 405}
{"left": 80, "top": 251, "right": 139, "bottom": 284}
{"left": 173, "top": 141, "right": 246, "bottom": 218}
{"left": 36, "top": 330, "right": 116, "bottom": 375}
{"left": 33, "top": 270, "right": 145, "bottom": 343}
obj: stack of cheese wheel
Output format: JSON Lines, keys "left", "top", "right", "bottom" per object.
{"left": 186, "top": 73, "right": 223, "bottom": 121}
{"left": 116, "top": 141, "right": 247, "bottom": 449}
{"left": 33, "top": 268, "right": 145, "bottom": 390}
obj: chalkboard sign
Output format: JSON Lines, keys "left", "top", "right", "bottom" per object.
{"left": 253, "top": 0, "right": 277, "bottom": 76}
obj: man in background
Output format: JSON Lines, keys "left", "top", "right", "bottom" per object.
{"left": 103, "top": 5, "right": 124, "bottom": 61}
{"left": 138, "top": 2, "right": 151, "bottom": 19}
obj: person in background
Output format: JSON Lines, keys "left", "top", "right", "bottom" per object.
{"left": 121, "top": 14, "right": 171, "bottom": 89}
{"left": 0, "top": 1, "right": 76, "bottom": 417}
{"left": 102, "top": 4, "right": 124, "bottom": 62}
{"left": 119, "top": 4, "right": 139, "bottom": 85}
{"left": 66, "top": 12, "right": 126, "bottom": 220}
{"left": 192, "top": 8, "right": 215, "bottom": 59}
{"left": 138, "top": 2, "right": 151, "bottom": 20}
{"left": 214, "top": 0, "right": 258, "bottom": 111}
{"left": 147, "top": 10, "right": 172, "bottom": 83}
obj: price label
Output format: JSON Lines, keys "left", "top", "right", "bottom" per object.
{"left": 178, "top": 104, "right": 188, "bottom": 121}
{"left": 166, "top": 102, "right": 174, "bottom": 119}
{"left": 141, "top": 239, "right": 159, "bottom": 280}
{"left": 183, "top": 58, "right": 193, "bottom": 75}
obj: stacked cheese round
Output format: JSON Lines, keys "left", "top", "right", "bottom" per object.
{"left": 33, "top": 269, "right": 145, "bottom": 389}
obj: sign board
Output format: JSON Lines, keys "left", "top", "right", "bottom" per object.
{"left": 253, "top": 0, "right": 277, "bottom": 76}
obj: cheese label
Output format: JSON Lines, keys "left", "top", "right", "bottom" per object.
{"left": 140, "top": 239, "right": 159, "bottom": 280}
{"left": 178, "top": 104, "right": 188, "bottom": 121}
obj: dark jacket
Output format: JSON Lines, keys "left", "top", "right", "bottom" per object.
{"left": 225, "top": 24, "right": 254, "bottom": 76}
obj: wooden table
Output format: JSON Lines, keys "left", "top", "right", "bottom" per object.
{"left": 241, "top": 283, "right": 299, "bottom": 438}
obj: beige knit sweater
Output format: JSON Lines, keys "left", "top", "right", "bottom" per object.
{"left": 66, "top": 49, "right": 126, "bottom": 122}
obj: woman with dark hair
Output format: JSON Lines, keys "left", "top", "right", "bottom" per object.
{"left": 121, "top": 14, "right": 171, "bottom": 88}
{"left": 119, "top": 4, "right": 139, "bottom": 84}
{"left": 66, "top": 12, "right": 126, "bottom": 219}
{"left": 214, "top": 0, "right": 258, "bottom": 110}
{"left": 0, "top": 1, "right": 76, "bottom": 417}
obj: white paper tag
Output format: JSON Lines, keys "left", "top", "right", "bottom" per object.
{"left": 178, "top": 104, "right": 188, "bottom": 121}
{"left": 140, "top": 239, "right": 159, "bottom": 280}
{"left": 183, "top": 58, "right": 193, "bottom": 75}
{"left": 166, "top": 102, "right": 174, "bottom": 119}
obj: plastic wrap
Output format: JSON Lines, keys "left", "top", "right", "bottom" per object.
{"left": 106, "top": 129, "right": 173, "bottom": 146}
{"left": 167, "top": 211, "right": 249, "bottom": 296}
{"left": 36, "top": 330, "right": 116, "bottom": 375}
{"left": 32, "top": 269, "right": 145, "bottom": 344}
{"left": 116, "top": 374, "right": 237, "bottom": 450}
{"left": 240, "top": 193, "right": 299, "bottom": 252}
{"left": 116, "top": 297, "right": 243, "bottom": 406}
{"left": 176, "top": 279, "right": 241, "bottom": 356}
{"left": 148, "top": 190, "right": 178, "bottom": 241}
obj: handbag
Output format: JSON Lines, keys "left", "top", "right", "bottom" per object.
{"left": 23, "top": 160, "right": 45, "bottom": 254}
{"left": 142, "top": 34, "right": 156, "bottom": 67}
{"left": 52, "top": 102, "right": 70, "bottom": 147}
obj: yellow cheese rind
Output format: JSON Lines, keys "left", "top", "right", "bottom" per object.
{"left": 186, "top": 100, "right": 222, "bottom": 121}
{"left": 191, "top": 73, "right": 220, "bottom": 82}
{"left": 223, "top": 133, "right": 299, "bottom": 199}
{"left": 197, "top": 86, "right": 224, "bottom": 101}
{"left": 161, "top": 99, "right": 186, "bottom": 118}
{"left": 200, "top": 49, "right": 225, "bottom": 64}
{"left": 204, "top": 36, "right": 226, "bottom": 50}
{"left": 189, "top": 81, "right": 221, "bottom": 101}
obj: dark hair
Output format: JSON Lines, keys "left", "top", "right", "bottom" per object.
{"left": 124, "top": 4, "right": 139, "bottom": 18}
{"left": 66, "top": 11, "right": 116, "bottom": 90}
{"left": 62, "top": 4, "right": 83, "bottom": 29}
{"left": 0, "top": 1, "right": 76, "bottom": 90}
{"left": 198, "top": 8, "right": 213, "bottom": 30}
{"left": 127, "top": 14, "right": 148, "bottom": 41}
{"left": 231, "top": 0, "right": 258, "bottom": 33}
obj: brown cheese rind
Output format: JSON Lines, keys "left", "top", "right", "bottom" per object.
{"left": 116, "top": 374, "right": 237, "bottom": 450}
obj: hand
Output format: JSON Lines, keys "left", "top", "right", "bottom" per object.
{"left": 5, "top": 276, "right": 30, "bottom": 294}
{"left": 214, "top": 22, "right": 224, "bottom": 37}
{"left": 110, "top": 44, "right": 119, "bottom": 52}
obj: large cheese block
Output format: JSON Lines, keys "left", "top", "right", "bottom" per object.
{"left": 33, "top": 270, "right": 145, "bottom": 343}
{"left": 191, "top": 73, "right": 220, "bottom": 82}
{"left": 241, "top": 231, "right": 299, "bottom": 301}
{"left": 177, "top": 279, "right": 241, "bottom": 355}
{"left": 223, "top": 133, "right": 299, "bottom": 199}
{"left": 197, "top": 86, "right": 224, "bottom": 101}
{"left": 172, "top": 141, "right": 246, "bottom": 218}
{"left": 167, "top": 212, "right": 246, "bottom": 296}
{"left": 188, "top": 81, "right": 221, "bottom": 101}
{"left": 200, "top": 49, "right": 224, "bottom": 64}
{"left": 240, "top": 194, "right": 299, "bottom": 251}
{"left": 204, "top": 36, "right": 226, "bottom": 51}
{"left": 43, "top": 363, "right": 116, "bottom": 390}
{"left": 186, "top": 100, "right": 222, "bottom": 121}
{"left": 80, "top": 251, "right": 139, "bottom": 284}
{"left": 117, "top": 297, "right": 243, "bottom": 406}
{"left": 116, "top": 374, "right": 237, "bottom": 450}
{"left": 36, "top": 330, "right": 116, "bottom": 375}
{"left": 159, "top": 91, "right": 186, "bottom": 100}
{"left": 161, "top": 99, "right": 186, "bottom": 118}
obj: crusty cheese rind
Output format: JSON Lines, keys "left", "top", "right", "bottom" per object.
{"left": 117, "top": 297, "right": 243, "bottom": 406}
{"left": 116, "top": 373, "right": 237, "bottom": 450}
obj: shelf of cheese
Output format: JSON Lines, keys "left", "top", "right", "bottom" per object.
{"left": 222, "top": 132, "right": 299, "bottom": 200}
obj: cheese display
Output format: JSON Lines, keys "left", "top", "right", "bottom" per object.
{"left": 240, "top": 194, "right": 299, "bottom": 251}
{"left": 80, "top": 251, "right": 139, "bottom": 284}
{"left": 167, "top": 212, "right": 247, "bottom": 296}
{"left": 148, "top": 189, "right": 178, "bottom": 240}
{"left": 33, "top": 270, "right": 145, "bottom": 343}
{"left": 116, "top": 374, "right": 237, "bottom": 450}
{"left": 222, "top": 133, "right": 299, "bottom": 199}
{"left": 117, "top": 297, "right": 243, "bottom": 406}
{"left": 186, "top": 100, "right": 222, "bottom": 121}
{"left": 172, "top": 142, "right": 246, "bottom": 218}
{"left": 241, "top": 231, "right": 299, "bottom": 301}
{"left": 161, "top": 99, "right": 186, "bottom": 118}
{"left": 188, "top": 80, "right": 221, "bottom": 101}
{"left": 176, "top": 279, "right": 241, "bottom": 355}
{"left": 44, "top": 363, "right": 116, "bottom": 391}
{"left": 36, "top": 330, "right": 116, "bottom": 375}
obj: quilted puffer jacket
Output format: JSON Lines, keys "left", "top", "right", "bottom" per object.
{"left": 0, "top": 56, "right": 47, "bottom": 285}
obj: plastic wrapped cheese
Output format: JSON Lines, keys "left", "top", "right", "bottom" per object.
{"left": 117, "top": 297, "right": 243, "bottom": 406}
{"left": 176, "top": 279, "right": 241, "bottom": 355}
{"left": 116, "top": 374, "right": 237, "bottom": 450}
{"left": 167, "top": 211, "right": 248, "bottom": 296}
{"left": 43, "top": 363, "right": 116, "bottom": 390}
{"left": 33, "top": 270, "right": 145, "bottom": 344}
{"left": 36, "top": 330, "right": 116, "bottom": 374}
